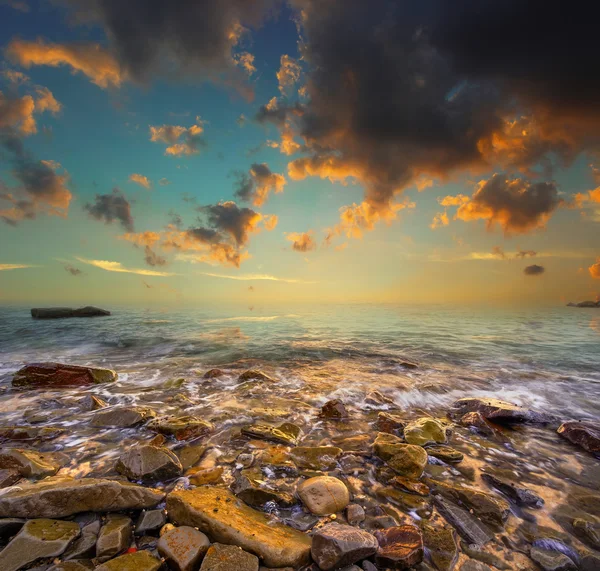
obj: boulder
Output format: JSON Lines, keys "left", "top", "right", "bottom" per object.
{"left": 158, "top": 526, "right": 210, "bottom": 571}
{"left": 0, "top": 518, "right": 80, "bottom": 571}
{"left": 90, "top": 406, "right": 155, "bottom": 428}
{"left": 374, "top": 433, "right": 428, "bottom": 479}
{"left": 290, "top": 446, "right": 343, "bottom": 470}
{"left": 148, "top": 415, "right": 213, "bottom": 440}
{"left": 94, "top": 550, "right": 162, "bottom": 571}
{"left": 530, "top": 546, "right": 577, "bottom": 571}
{"left": 203, "top": 368, "right": 226, "bottom": 379}
{"left": 376, "top": 412, "right": 406, "bottom": 434}
{"left": 311, "top": 523, "right": 378, "bottom": 570}
{"left": 557, "top": 421, "right": 600, "bottom": 456}
{"left": 231, "top": 467, "right": 295, "bottom": 508}
{"left": 374, "top": 525, "right": 424, "bottom": 569}
{"left": 167, "top": 486, "right": 312, "bottom": 568}
{"left": 297, "top": 476, "right": 350, "bottom": 515}
{"left": 481, "top": 473, "right": 544, "bottom": 507}
{"left": 0, "top": 448, "right": 61, "bottom": 478}
{"left": 238, "top": 370, "right": 275, "bottom": 383}
{"left": 0, "top": 477, "right": 164, "bottom": 518}
{"left": 79, "top": 394, "right": 109, "bottom": 411}
{"left": 13, "top": 363, "right": 117, "bottom": 388}
{"left": 96, "top": 515, "right": 132, "bottom": 558}
{"left": 422, "top": 523, "right": 458, "bottom": 571}
{"left": 0, "top": 469, "right": 20, "bottom": 488}
{"left": 135, "top": 509, "right": 166, "bottom": 535}
{"left": 31, "top": 306, "right": 111, "bottom": 319}
{"left": 459, "top": 412, "right": 500, "bottom": 436}
{"left": 319, "top": 399, "right": 348, "bottom": 419}
{"left": 201, "top": 543, "right": 260, "bottom": 571}
{"left": 432, "top": 496, "right": 493, "bottom": 545}
{"left": 116, "top": 445, "right": 183, "bottom": 483}
{"left": 403, "top": 418, "right": 448, "bottom": 446}
{"left": 449, "top": 397, "right": 550, "bottom": 424}
{"left": 241, "top": 422, "right": 302, "bottom": 446}
{"left": 425, "top": 445, "right": 463, "bottom": 464}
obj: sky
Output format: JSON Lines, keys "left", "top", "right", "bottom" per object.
{"left": 0, "top": 0, "right": 599, "bottom": 306}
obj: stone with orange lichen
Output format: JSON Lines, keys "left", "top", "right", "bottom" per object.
{"left": 158, "top": 526, "right": 210, "bottom": 571}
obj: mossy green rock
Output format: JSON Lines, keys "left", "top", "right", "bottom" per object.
{"left": 404, "top": 418, "right": 448, "bottom": 446}
{"left": 422, "top": 523, "right": 459, "bottom": 571}
{"left": 373, "top": 432, "right": 406, "bottom": 460}
{"left": 426, "top": 445, "right": 464, "bottom": 464}
{"left": 290, "top": 446, "right": 343, "bottom": 470}
{"left": 94, "top": 550, "right": 162, "bottom": 571}
{"left": 13, "top": 362, "right": 117, "bottom": 388}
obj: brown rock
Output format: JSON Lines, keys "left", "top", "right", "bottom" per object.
{"left": 116, "top": 445, "right": 183, "bottom": 483}
{"left": 238, "top": 370, "right": 274, "bottom": 382}
{"left": 374, "top": 525, "right": 424, "bottom": 569}
{"left": 200, "top": 543, "right": 259, "bottom": 571}
{"left": 148, "top": 415, "right": 213, "bottom": 440}
{"left": 290, "top": 446, "right": 343, "bottom": 470}
{"left": 13, "top": 362, "right": 117, "bottom": 388}
{"left": 187, "top": 466, "right": 224, "bottom": 486}
{"left": 557, "top": 421, "right": 600, "bottom": 457}
{"left": 94, "top": 550, "right": 162, "bottom": 571}
{"left": 0, "top": 448, "right": 60, "bottom": 478}
{"left": 311, "top": 523, "right": 378, "bottom": 570}
{"left": 459, "top": 412, "right": 500, "bottom": 436}
{"left": 319, "top": 399, "right": 348, "bottom": 419}
{"left": 79, "top": 394, "right": 109, "bottom": 411}
{"left": 96, "top": 515, "right": 132, "bottom": 558}
{"left": 297, "top": 476, "right": 350, "bottom": 515}
{"left": 347, "top": 504, "right": 366, "bottom": 525}
{"left": 389, "top": 476, "right": 430, "bottom": 496}
{"left": 0, "top": 469, "right": 20, "bottom": 488}
{"left": 376, "top": 412, "right": 406, "bottom": 434}
{"left": 0, "top": 426, "right": 65, "bottom": 441}
{"left": 158, "top": 525, "right": 210, "bottom": 571}
{"left": 450, "top": 397, "right": 551, "bottom": 424}
{"left": 203, "top": 368, "right": 226, "bottom": 379}
{"left": 91, "top": 406, "right": 155, "bottom": 428}
{"left": 241, "top": 422, "right": 302, "bottom": 446}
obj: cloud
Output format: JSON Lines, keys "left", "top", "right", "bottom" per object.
{"left": 234, "top": 163, "right": 286, "bottom": 206}
{"left": 590, "top": 259, "right": 600, "bottom": 280}
{"left": 234, "top": 52, "right": 256, "bottom": 75}
{"left": 64, "top": 264, "right": 83, "bottom": 276}
{"left": 6, "top": 39, "right": 124, "bottom": 88}
{"left": 159, "top": 177, "right": 170, "bottom": 186}
{"left": 516, "top": 250, "right": 536, "bottom": 258}
{"left": 200, "top": 201, "right": 269, "bottom": 246}
{"left": 76, "top": 256, "right": 174, "bottom": 276}
{"left": 524, "top": 264, "right": 545, "bottom": 276}
{"left": 286, "top": 231, "right": 316, "bottom": 252}
{"left": 277, "top": 55, "right": 301, "bottom": 94}
{"left": 149, "top": 118, "right": 206, "bottom": 156}
{"left": 430, "top": 210, "right": 449, "bottom": 229}
{"left": 129, "top": 173, "right": 151, "bottom": 189}
{"left": 491, "top": 246, "right": 505, "bottom": 259}
{"left": 144, "top": 245, "right": 167, "bottom": 267}
{"left": 84, "top": 188, "right": 134, "bottom": 231}
{"left": 0, "top": 263, "right": 35, "bottom": 270}
{"left": 167, "top": 210, "right": 183, "bottom": 229}
{"left": 1, "top": 84, "right": 61, "bottom": 136}
{"left": 201, "top": 272, "right": 315, "bottom": 284}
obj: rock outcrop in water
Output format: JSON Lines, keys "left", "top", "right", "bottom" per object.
{"left": 31, "top": 306, "right": 111, "bottom": 319}
{"left": 13, "top": 363, "right": 117, "bottom": 388}
{"left": 567, "top": 300, "right": 600, "bottom": 308}
{"left": 558, "top": 420, "right": 600, "bottom": 457}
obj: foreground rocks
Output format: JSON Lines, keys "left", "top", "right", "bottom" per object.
{"left": 311, "top": 523, "right": 378, "bottom": 570}
{"left": 374, "top": 525, "right": 424, "bottom": 569}
{"left": 449, "top": 397, "right": 551, "bottom": 424}
{"left": 116, "top": 444, "right": 183, "bottom": 483}
{"left": 13, "top": 363, "right": 117, "bottom": 388}
{"left": 31, "top": 306, "right": 111, "bottom": 319}
{"left": 297, "top": 476, "right": 350, "bottom": 515}
{"left": 158, "top": 525, "right": 210, "bottom": 570}
{"left": 558, "top": 420, "right": 600, "bottom": 456}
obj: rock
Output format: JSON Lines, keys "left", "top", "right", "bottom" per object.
{"left": 290, "top": 446, "right": 343, "bottom": 470}
{"left": 332, "top": 434, "right": 372, "bottom": 453}
{"left": 79, "top": 395, "right": 109, "bottom": 411}
{"left": 530, "top": 546, "right": 577, "bottom": 571}
{"left": 0, "top": 448, "right": 60, "bottom": 478}
{"left": 238, "top": 370, "right": 275, "bottom": 382}
{"left": 374, "top": 525, "right": 424, "bottom": 569}
{"left": 49, "top": 561, "right": 95, "bottom": 570}
{"left": 31, "top": 306, "right": 110, "bottom": 318}
{"left": 374, "top": 433, "right": 428, "bottom": 478}
{"left": 116, "top": 445, "right": 183, "bottom": 483}
{"left": 203, "top": 368, "right": 225, "bottom": 379}
{"left": 167, "top": 486, "right": 312, "bottom": 568}
{"left": 0, "top": 469, "right": 20, "bottom": 488}
{"left": 0, "top": 426, "right": 65, "bottom": 441}
{"left": 581, "top": 554, "right": 600, "bottom": 571}
{"left": 577, "top": 301, "right": 599, "bottom": 308}
{"left": 0, "top": 518, "right": 80, "bottom": 571}
{"left": 311, "top": 523, "right": 378, "bottom": 570}
{"left": 297, "top": 476, "right": 350, "bottom": 515}
{"left": 0, "top": 477, "right": 164, "bottom": 518}
{"left": 63, "top": 530, "right": 98, "bottom": 560}
{"left": 158, "top": 525, "right": 210, "bottom": 571}
{"left": 460, "top": 542, "right": 510, "bottom": 570}
{"left": 175, "top": 444, "right": 206, "bottom": 470}
{"left": 135, "top": 510, "right": 166, "bottom": 535}
{"left": 241, "top": 422, "right": 302, "bottom": 446}
{"left": 557, "top": 421, "right": 600, "bottom": 456}
{"left": 13, "top": 362, "right": 116, "bottom": 388}
{"left": 347, "top": 504, "right": 366, "bottom": 526}
{"left": 422, "top": 524, "right": 458, "bottom": 571}
{"left": 460, "top": 562, "right": 492, "bottom": 571}
{"left": 231, "top": 468, "right": 296, "bottom": 508}
{"left": 365, "top": 391, "right": 395, "bottom": 406}
{"left": 432, "top": 496, "right": 493, "bottom": 545}
{"left": 450, "top": 397, "right": 550, "bottom": 424}
{"left": 376, "top": 412, "right": 406, "bottom": 434}
{"left": 187, "top": 466, "right": 224, "bottom": 486}
{"left": 403, "top": 418, "right": 448, "bottom": 446}
{"left": 94, "top": 550, "right": 162, "bottom": 571}
{"left": 320, "top": 399, "right": 348, "bottom": 419}
{"left": 425, "top": 445, "right": 463, "bottom": 464}
{"left": 148, "top": 415, "right": 213, "bottom": 440}
{"left": 389, "top": 476, "right": 430, "bottom": 496}
{"left": 373, "top": 432, "right": 405, "bottom": 460}
{"left": 0, "top": 518, "right": 25, "bottom": 539}
{"left": 481, "top": 473, "right": 544, "bottom": 507}
{"left": 201, "top": 543, "right": 260, "bottom": 571}
{"left": 96, "top": 515, "right": 132, "bottom": 558}
{"left": 90, "top": 406, "right": 155, "bottom": 428}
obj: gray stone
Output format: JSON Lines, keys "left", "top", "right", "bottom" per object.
{"left": 347, "top": 504, "right": 366, "bottom": 526}
{"left": 481, "top": 473, "right": 544, "bottom": 507}
{"left": 63, "top": 531, "right": 97, "bottom": 560}
{"left": 158, "top": 525, "right": 210, "bottom": 571}
{"left": 311, "top": 523, "right": 378, "bottom": 571}
{"left": 0, "top": 448, "right": 60, "bottom": 478}
{"left": 433, "top": 496, "right": 493, "bottom": 545}
{"left": 96, "top": 515, "right": 132, "bottom": 558}
{"left": 530, "top": 546, "right": 577, "bottom": 571}
{"left": 116, "top": 445, "right": 182, "bottom": 483}
{"left": 91, "top": 406, "right": 155, "bottom": 428}
{"left": 135, "top": 509, "right": 166, "bottom": 535}
{"left": 201, "top": 542, "right": 259, "bottom": 571}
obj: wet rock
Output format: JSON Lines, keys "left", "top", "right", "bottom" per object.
{"left": 116, "top": 444, "right": 183, "bottom": 483}
{"left": 167, "top": 486, "right": 312, "bottom": 568}
{"left": 460, "top": 542, "right": 510, "bottom": 570}
{"left": 403, "top": 418, "right": 448, "bottom": 446}
{"left": 320, "top": 399, "right": 349, "bottom": 420}
{"left": 201, "top": 543, "right": 259, "bottom": 571}
{"left": 425, "top": 445, "right": 463, "bottom": 464}
{"left": 332, "top": 434, "right": 372, "bottom": 453}
{"left": 460, "top": 562, "right": 492, "bottom": 571}
{"left": 373, "top": 432, "right": 405, "bottom": 459}
{"left": 530, "top": 546, "right": 577, "bottom": 571}
{"left": 422, "top": 524, "right": 458, "bottom": 571}
{"left": 432, "top": 496, "right": 493, "bottom": 545}
{"left": 458, "top": 412, "right": 499, "bottom": 437}
{"left": 187, "top": 466, "right": 224, "bottom": 486}
{"left": 376, "top": 412, "right": 405, "bottom": 435}
{"left": 376, "top": 487, "right": 433, "bottom": 519}
{"left": 0, "top": 469, "right": 21, "bottom": 488}
{"left": 0, "top": 518, "right": 80, "bottom": 571}
{"left": 365, "top": 391, "right": 395, "bottom": 406}
{"left": 90, "top": 406, "right": 156, "bottom": 428}
{"left": 135, "top": 510, "right": 166, "bottom": 536}
{"left": 203, "top": 368, "right": 225, "bottom": 379}
{"left": 557, "top": 421, "right": 600, "bottom": 457}
{"left": 63, "top": 530, "right": 98, "bottom": 560}
{"left": 13, "top": 362, "right": 117, "bottom": 388}
{"left": 389, "top": 476, "right": 430, "bottom": 496}
{"left": 0, "top": 448, "right": 60, "bottom": 478}
{"left": 481, "top": 473, "right": 544, "bottom": 507}
{"left": 158, "top": 525, "right": 210, "bottom": 571}
{"left": 311, "top": 523, "right": 378, "bottom": 570}
{"left": 0, "top": 477, "right": 164, "bottom": 518}
{"left": 175, "top": 444, "right": 206, "bottom": 470}
{"left": 238, "top": 370, "right": 274, "bottom": 382}
{"left": 576, "top": 300, "right": 600, "bottom": 308}
{"left": 49, "top": 561, "right": 95, "bottom": 570}
{"left": 241, "top": 422, "right": 302, "bottom": 446}
{"left": 374, "top": 433, "right": 428, "bottom": 479}
{"left": 290, "top": 446, "right": 343, "bottom": 471}
{"left": 231, "top": 467, "right": 296, "bottom": 508}
{"left": 0, "top": 518, "right": 25, "bottom": 539}
{"left": 0, "top": 426, "right": 65, "bottom": 441}
{"left": 31, "top": 306, "right": 111, "bottom": 318}
{"left": 96, "top": 515, "right": 132, "bottom": 558}
{"left": 79, "top": 394, "right": 109, "bottom": 411}
{"left": 94, "top": 550, "right": 162, "bottom": 571}
{"left": 581, "top": 553, "right": 600, "bottom": 571}
{"left": 450, "top": 397, "right": 551, "bottom": 424}
{"left": 374, "top": 525, "right": 424, "bottom": 569}
{"left": 347, "top": 504, "right": 366, "bottom": 526}
{"left": 148, "top": 415, "right": 213, "bottom": 440}
{"left": 297, "top": 476, "right": 350, "bottom": 515}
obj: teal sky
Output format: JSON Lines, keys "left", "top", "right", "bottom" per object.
{"left": 1, "top": 1, "right": 599, "bottom": 306}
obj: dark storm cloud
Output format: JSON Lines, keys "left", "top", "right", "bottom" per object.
{"left": 524, "top": 264, "right": 545, "bottom": 276}
{"left": 199, "top": 201, "right": 263, "bottom": 246}
{"left": 84, "top": 187, "right": 134, "bottom": 231}
{"left": 234, "top": 163, "right": 286, "bottom": 206}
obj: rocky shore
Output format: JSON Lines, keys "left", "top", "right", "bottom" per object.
{"left": 0, "top": 362, "right": 598, "bottom": 570}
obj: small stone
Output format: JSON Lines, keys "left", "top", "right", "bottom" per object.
{"left": 116, "top": 445, "right": 183, "bottom": 483}
{"left": 238, "top": 370, "right": 274, "bottom": 382}
{"left": 347, "top": 504, "right": 366, "bottom": 525}
{"left": 188, "top": 466, "right": 224, "bottom": 486}
{"left": 374, "top": 525, "right": 424, "bottom": 569}
{"left": 241, "top": 422, "right": 302, "bottom": 446}
{"left": 297, "top": 476, "right": 350, "bottom": 515}
{"left": 96, "top": 515, "right": 132, "bottom": 558}
{"left": 0, "top": 448, "right": 61, "bottom": 478}
{"left": 481, "top": 473, "right": 544, "bottom": 507}
{"left": 79, "top": 394, "right": 109, "bottom": 411}
{"left": 374, "top": 434, "right": 428, "bottom": 479}
{"left": 389, "top": 476, "right": 430, "bottom": 496}
{"left": 237, "top": 453, "right": 255, "bottom": 468}
{"left": 203, "top": 368, "right": 225, "bottom": 379}
{"left": 422, "top": 524, "right": 458, "bottom": 571}
{"left": 426, "top": 445, "right": 463, "bottom": 464}
{"left": 200, "top": 543, "right": 259, "bottom": 571}
{"left": 135, "top": 510, "right": 166, "bottom": 535}
{"left": 231, "top": 467, "right": 295, "bottom": 508}
{"left": 290, "top": 446, "right": 343, "bottom": 470}
{"left": 158, "top": 525, "right": 210, "bottom": 571}
{"left": 0, "top": 469, "right": 20, "bottom": 488}
{"left": 319, "top": 399, "right": 348, "bottom": 419}
{"left": 311, "top": 523, "right": 378, "bottom": 571}
{"left": 90, "top": 406, "right": 155, "bottom": 428}
{"left": 557, "top": 421, "right": 600, "bottom": 457}
{"left": 94, "top": 550, "right": 162, "bottom": 571}
{"left": 433, "top": 496, "right": 493, "bottom": 545}
{"left": 373, "top": 432, "right": 405, "bottom": 460}
{"left": 148, "top": 415, "right": 213, "bottom": 440}
{"left": 365, "top": 391, "right": 395, "bottom": 406}
{"left": 530, "top": 546, "right": 577, "bottom": 571}
{"left": 459, "top": 412, "right": 499, "bottom": 436}
{"left": 460, "top": 562, "right": 492, "bottom": 571}
{"left": 13, "top": 362, "right": 116, "bottom": 388}
{"left": 376, "top": 412, "right": 405, "bottom": 434}
{"left": 403, "top": 418, "right": 448, "bottom": 446}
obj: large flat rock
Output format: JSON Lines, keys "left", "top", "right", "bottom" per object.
{"left": 167, "top": 486, "right": 312, "bottom": 568}
{"left": 0, "top": 477, "right": 164, "bottom": 518}
{"left": 31, "top": 306, "right": 111, "bottom": 319}
{"left": 13, "top": 363, "right": 117, "bottom": 388}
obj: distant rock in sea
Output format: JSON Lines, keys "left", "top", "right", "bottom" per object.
{"left": 30, "top": 306, "right": 111, "bottom": 319}
{"left": 566, "top": 300, "right": 600, "bottom": 308}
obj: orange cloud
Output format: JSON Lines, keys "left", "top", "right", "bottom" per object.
{"left": 234, "top": 52, "right": 256, "bottom": 75}
{"left": 430, "top": 211, "right": 449, "bottom": 229}
{"left": 286, "top": 231, "right": 316, "bottom": 252}
{"left": 149, "top": 118, "right": 205, "bottom": 156}
{"left": 590, "top": 258, "right": 600, "bottom": 279}
{"left": 235, "top": 163, "right": 286, "bottom": 207}
{"left": 129, "top": 173, "right": 152, "bottom": 189}
{"left": 6, "top": 39, "right": 124, "bottom": 89}
{"left": 277, "top": 55, "right": 301, "bottom": 94}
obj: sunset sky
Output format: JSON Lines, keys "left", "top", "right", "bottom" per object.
{"left": 0, "top": 0, "right": 599, "bottom": 305}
